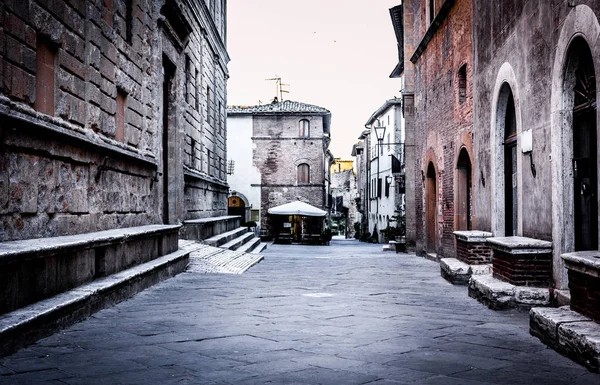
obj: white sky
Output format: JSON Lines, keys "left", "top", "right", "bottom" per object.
{"left": 226, "top": 0, "right": 402, "bottom": 159}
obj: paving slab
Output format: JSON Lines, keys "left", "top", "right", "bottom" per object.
{"left": 0, "top": 239, "right": 596, "bottom": 384}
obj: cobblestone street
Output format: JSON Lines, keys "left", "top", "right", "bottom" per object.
{"left": 1, "top": 239, "right": 598, "bottom": 385}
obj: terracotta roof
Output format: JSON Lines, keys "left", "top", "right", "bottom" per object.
{"left": 227, "top": 100, "right": 330, "bottom": 115}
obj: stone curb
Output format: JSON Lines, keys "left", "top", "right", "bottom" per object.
{"left": 440, "top": 258, "right": 492, "bottom": 285}
{"left": 0, "top": 241, "right": 201, "bottom": 358}
{"left": 530, "top": 306, "right": 600, "bottom": 372}
{"left": 468, "top": 274, "right": 551, "bottom": 310}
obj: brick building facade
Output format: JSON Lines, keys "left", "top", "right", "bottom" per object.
{"left": 0, "top": 0, "right": 229, "bottom": 242}
{"left": 399, "top": 0, "right": 474, "bottom": 258}
{"left": 227, "top": 100, "right": 332, "bottom": 237}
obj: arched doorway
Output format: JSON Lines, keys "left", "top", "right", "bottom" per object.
{"left": 456, "top": 148, "right": 472, "bottom": 231}
{"left": 426, "top": 161, "right": 437, "bottom": 252}
{"left": 566, "top": 38, "right": 598, "bottom": 250}
{"left": 496, "top": 83, "right": 519, "bottom": 236}
{"left": 228, "top": 196, "right": 245, "bottom": 219}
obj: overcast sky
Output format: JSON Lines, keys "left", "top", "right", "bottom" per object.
{"left": 226, "top": 0, "right": 402, "bottom": 159}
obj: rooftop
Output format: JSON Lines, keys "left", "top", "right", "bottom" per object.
{"left": 227, "top": 100, "right": 330, "bottom": 115}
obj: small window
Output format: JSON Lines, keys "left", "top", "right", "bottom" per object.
{"left": 297, "top": 163, "right": 310, "bottom": 183}
{"left": 35, "top": 36, "right": 57, "bottom": 115}
{"left": 458, "top": 65, "right": 467, "bottom": 104}
{"left": 185, "top": 55, "right": 191, "bottom": 103}
{"left": 299, "top": 119, "right": 310, "bottom": 138}
{"left": 251, "top": 209, "right": 259, "bottom": 222}
{"left": 385, "top": 178, "right": 390, "bottom": 197}
{"left": 125, "top": 0, "right": 133, "bottom": 44}
{"left": 218, "top": 101, "right": 222, "bottom": 133}
{"left": 377, "top": 178, "right": 382, "bottom": 198}
{"left": 116, "top": 89, "right": 127, "bottom": 142}
{"left": 206, "top": 86, "right": 211, "bottom": 123}
{"left": 195, "top": 68, "right": 200, "bottom": 111}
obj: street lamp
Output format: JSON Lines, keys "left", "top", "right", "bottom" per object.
{"left": 373, "top": 120, "right": 386, "bottom": 243}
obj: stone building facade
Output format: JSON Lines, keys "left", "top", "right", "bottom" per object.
{"left": 0, "top": 0, "right": 229, "bottom": 242}
{"left": 471, "top": 1, "right": 600, "bottom": 290}
{"left": 226, "top": 100, "right": 332, "bottom": 236}
{"left": 330, "top": 159, "right": 359, "bottom": 238}
{"left": 399, "top": 0, "right": 474, "bottom": 258}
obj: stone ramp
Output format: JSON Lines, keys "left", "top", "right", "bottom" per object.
{"left": 186, "top": 243, "right": 264, "bottom": 274}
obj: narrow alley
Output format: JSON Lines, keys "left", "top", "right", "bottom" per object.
{"left": 0, "top": 240, "right": 595, "bottom": 385}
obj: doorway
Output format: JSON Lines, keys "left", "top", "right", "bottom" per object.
{"left": 228, "top": 196, "right": 246, "bottom": 219}
{"left": 502, "top": 85, "right": 518, "bottom": 236}
{"left": 570, "top": 39, "right": 598, "bottom": 251}
{"left": 456, "top": 148, "right": 472, "bottom": 231}
{"left": 162, "top": 55, "right": 175, "bottom": 224}
{"left": 426, "top": 161, "right": 437, "bottom": 252}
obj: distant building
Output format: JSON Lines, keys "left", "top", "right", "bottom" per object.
{"left": 363, "top": 98, "right": 405, "bottom": 242}
{"left": 226, "top": 100, "right": 332, "bottom": 238}
{"left": 330, "top": 159, "right": 359, "bottom": 238}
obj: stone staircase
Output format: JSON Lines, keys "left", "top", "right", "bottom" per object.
{"left": 187, "top": 244, "right": 264, "bottom": 274}
{"left": 181, "top": 215, "right": 267, "bottom": 274}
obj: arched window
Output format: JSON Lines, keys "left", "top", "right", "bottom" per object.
{"left": 297, "top": 163, "right": 310, "bottom": 183}
{"left": 299, "top": 119, "right": 310, "bottom": 138}
{"left": 458, "top": 64, "right": 467, "bottom": 104}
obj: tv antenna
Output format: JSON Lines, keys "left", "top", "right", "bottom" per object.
{"left": 265, "top": 75, "right": 289, "bottom": 102}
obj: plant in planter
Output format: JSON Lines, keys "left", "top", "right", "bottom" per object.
{"left": 243, "top": 220, "right": 257, "bottom": 231}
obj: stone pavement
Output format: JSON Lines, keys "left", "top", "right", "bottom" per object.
{"left": 0, "top": 239, "right": 599, "bottom": 384}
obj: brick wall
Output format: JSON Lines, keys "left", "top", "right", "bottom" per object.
{"left": 492, "top": 250, "right": 553, "bottom": 287}
{"left": 456, "top": 239, "right": 491, "bottom": 265}
{"left": 568, "top": 270, "right": 600, "bottom": 322}
{"left": 0, "top": 0, "right": 229, "bottom": 240}
{"left": 410, "top": 0, "right": 474, "bottom": 258}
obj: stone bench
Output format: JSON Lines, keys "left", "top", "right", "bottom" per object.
{"left": 180, "top": 215, "right": 242, "bottom": 241}
{"left": 562, "top": 251, "right": 600, "bottom": 322}
{"left": 0, "top": 224, "right": 180, "bottom": 315}
{"left": 468, "top": 236, "right": 553, "bottom": 309}
{"left": 488, "top": 236, "right": 553, "bottom": 287}
{"left": 454, "top": 230, "right": 493, "bottom": 265}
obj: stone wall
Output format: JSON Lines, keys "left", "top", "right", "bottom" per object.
{"left": 410, "top": 0, "right": 474, "bottom": 258}
{"left": 0, "top": 0, "right": 229, "bottom": 241}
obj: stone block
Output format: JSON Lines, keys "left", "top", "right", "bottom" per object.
{"left": 558, "top": 321, "right": 600, "bottom": 372}
{"left": 440, "top": 257, "right": 471, "bottom": 285}
{"left": 488, "top": 236, "right": 553, "bottom": 287}
{"left": 469, "top": 274, "right": 514, "bottom": 309}
{"left": 562, "top": 251, "right": 600, "bottom": 322}
{"left": 530, "top": 306, "right": 591, "bottom": 343}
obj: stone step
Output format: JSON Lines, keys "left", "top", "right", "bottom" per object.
{"left": 220, "top": 232, "right": 256, "bottom": 251}
{"left": 203, "top": 227, "right": 249, "bottom": 247}
{"left": 187, "top": 245, "right": 263, "bottom": 275}
{"left": 181, "top": 215, "right": 242, "bottom": 241}
{"left": 0, "top": 240, "right": 201, "bottom": 358}
{"left": 0, "top": 224, "right": 181, "bottom": 316}
{"left": 251, "top": 242, "right": 268, "bottom": 254}
{"left": 237, "top": 237, "right": 262, "bottom": 253}
{"left": 425, "top": 252, "right": 439, "bottom": 262}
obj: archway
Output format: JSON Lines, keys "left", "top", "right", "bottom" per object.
{"left": 566, "top": 38, "right": 598, "bottom": 251}
{"left": 426, "top": 161, "right": 437, "bottom": 252}
{"left": 456, "top": 147, "right": 472, "bottom": 231}
{"left": 228, "top": 195, "right": 246, "bottom": 219}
